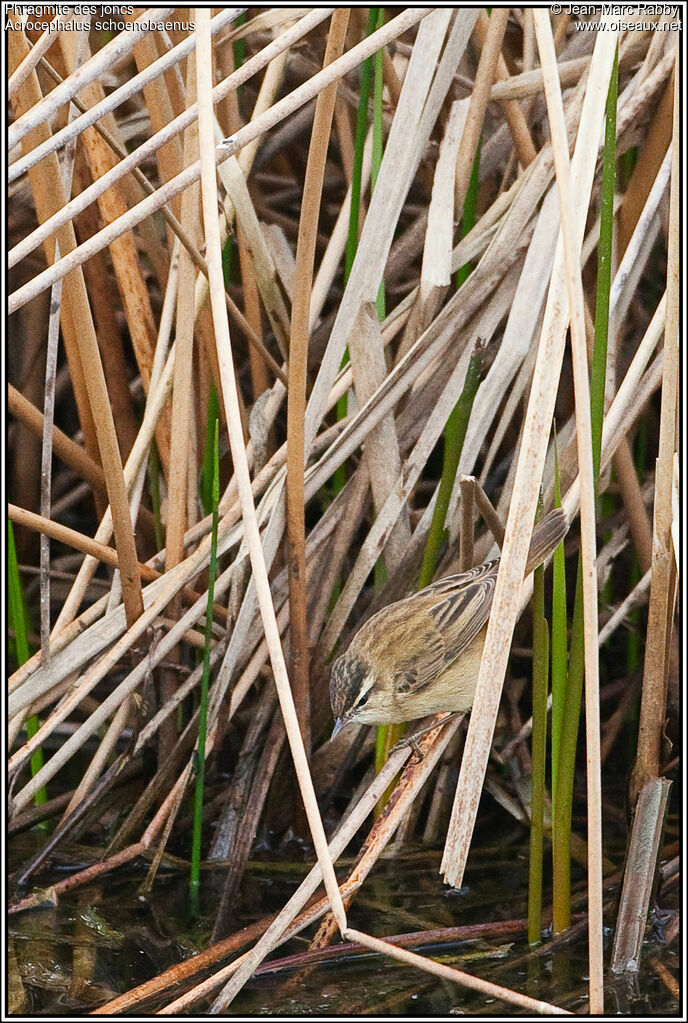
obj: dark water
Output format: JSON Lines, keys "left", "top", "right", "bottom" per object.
{"left": 8, "top": 828, "right": 679, "bottom": 1016}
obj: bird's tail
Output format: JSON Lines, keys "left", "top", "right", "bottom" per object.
{"left": 525, "top": 508, "right": 569, "bottom": 575}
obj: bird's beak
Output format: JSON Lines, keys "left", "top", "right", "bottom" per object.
{"left": 331, "top": 717, "right": 346, "bottom": 740}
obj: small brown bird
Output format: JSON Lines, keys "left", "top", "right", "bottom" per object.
{"left": 330, "top": 508, "right": 568, "bottom": 737}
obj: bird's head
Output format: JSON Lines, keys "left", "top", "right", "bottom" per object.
{"left": 329, "top": 650, "right": 385, "bottom": 737}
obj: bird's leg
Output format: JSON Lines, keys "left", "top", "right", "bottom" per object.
{"left": 390, "top": 713, "right": 460, "bottom": 760}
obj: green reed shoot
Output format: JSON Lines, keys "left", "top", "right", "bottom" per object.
{"left": 190, "top": 418, "right": 220, "bottom": 913}
{"left": 552, "top": 49, "right": 618, "bottom": 934}
{"left": 8, "top": 520, "right": 47, "bottom": 806}
{"left": 528, "top": 505, "right": 550, "bottom": 945}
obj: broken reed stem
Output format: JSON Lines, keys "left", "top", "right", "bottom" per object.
{"left": 286, "top": 9, "right": 350, "bottom": 758}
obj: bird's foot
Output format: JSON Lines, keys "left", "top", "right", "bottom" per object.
{"left": 390, "top": 713, "right": 460, "bottom": 761}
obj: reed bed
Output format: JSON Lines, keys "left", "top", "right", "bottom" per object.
{"left": 7, "top": 7, "right": 679, "bottom": 1016}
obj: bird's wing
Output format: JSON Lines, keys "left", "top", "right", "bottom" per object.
{"left": 390, "top": 619, "right": 447, "bottom": 695}
{"left": 354, "top": 560, "right": 499, "bottom": 697}
{"left": 426, "top": 560, "right": 498, "bottom": 666}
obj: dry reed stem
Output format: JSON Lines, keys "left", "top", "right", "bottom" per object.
{"left": 286, "top": 10, "right": 350, "bottom": 756}
{"left": 161, "top": 53, "right": 202, "bottom": 757}
{"left": 489, "top": 56, "right": 590, "bottom": 101}
{"left": 9, "top": 10, "right": 332, "bottom": 271}
{"left": 473, "top": 10, "right": 538, "bottom": 168}
{"left": 533, "top": 12, "right": 603, "bottom": 1009}
{"left": 598, "top": 569, "right": 652, "bottom": 646}
{"left": 399, "top": 98, "right": 466, "bottom": 360}
{"left": 196, "top": 4, "right": 347, "bottom": 962}
{"left": 166, "top": 57, "right": 200, "bottom": 576}
{"left": 441, "top": 21, "right": 618, "bottom": 890}
{"left": 348, "top": 304, "right": 410, "bottom": 569}
{"left": 455, "top": 9, "right": 509, "bottom": 215}
{"left": 612, "top": 438, "right": 653, "bottom": 573}
{"left": 39, "top": 256, "right": 63, "bottom": 661}
{"left": 61, "top": 30, "right": 158, "bottom": 394}
{"left": 237, "top": 224, "right": 270, "bottom": 398}
{"left": 7, "top": 385, "right": 107, "bottom": 495}
{"left": 191, "top": 739, "right": 415, "bottom": 1013}
{"left": 344, "top": 929, "right": 570, "bottom": 1015}
{"left": 8, "top": 24, "right": 144, "bottom": 628}
{"left": 10, "top": 9, "right": 428, "bottom": 313}
{"left": 8, "top": 7, "right": 177, "bottom": 148}
{"left": 310, "top": 129, "right": 372, "bottom": 329}
{"left": 631, "top": 39, "right": 680, "bottom": 800}
{"left": 459, "top": 477, "right": 475, "bottom": 572}
{"left": 131, "top": 32, "right": 184, "bottom": 228}
{"left": 617, "top": 76, "right": 673, "bottom": 253}
{"left": 611, "top": 777, "right": 672, "bottom": 971}
{"left": 309, "top": 716, "right": 461, "bottom": 951}
{"left": 52, "top": 273, "right": 177, "bottom": 632}
{"left": 8, "top": 556, "right": 236, "bottom": 807}
{"left": 7, "top": 9, "right": 74, "bottom": 97}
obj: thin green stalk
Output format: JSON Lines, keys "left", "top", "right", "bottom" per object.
{"left": 552, "top": 559, "right": 582, "bottom": 933}
{"left": 148, "top": 439, "right": 164, "bottom": 552}
{"left": 528, "top": 544, "right": 550, "bottom": 945}
{"left": 552, "top": 51, "right": 618, "bottom": 935}
{"left": 370, "top": 7, "right": 387, "bottom": 592}
{"left": 455, "top": 141, "right": 481, "bottom": 290}
{"left": 590, "top": 49, "right": 618, "bottom": 482}
{"left": 418, "top": 351, "right": 482, "bottom": 589}
{"left": 418, "top": 139, "right": 481, "bottom": 589}
{"left": 200, "top": 384, "right": 220, "bottom": 516}
{"left": 625, "top": 425, "right": 647, "bottom": 674}
{"left": 550, "top": 432, "right": 567, "bottom": 809}
{"left": 372, "top": 7, "right": 386, "bottom": 321}
{"left": 190, "top": 418, "right": 220, "bottom": 914}
{"left": 8, "top": 521, "right": 47, "bottom": 805}
{"left": 335, "top": 7, "right": 379, "bottom": 497}
{"left": 344, "top": 8, "right": 378, "bottom": 283}
{"left": 232, "top": 10, "right": 246, "bottom": 86}
{"left": 376, "top": 143, "right": 482, "bottom": 786}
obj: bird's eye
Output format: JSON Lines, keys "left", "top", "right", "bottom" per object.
{"left": 357, "top": 693, "right": 368, "bottom": 707}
